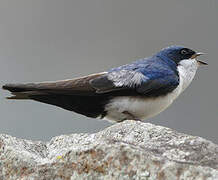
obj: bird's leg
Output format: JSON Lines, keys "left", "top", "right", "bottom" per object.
{"left": 122, "top": 111, "right": 142, "bottom": 121}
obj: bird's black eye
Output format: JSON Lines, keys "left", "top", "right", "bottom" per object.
{"left": 180, "top": 49, "right": 189, "bottom": 55}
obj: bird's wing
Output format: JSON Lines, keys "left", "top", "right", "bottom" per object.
{"left": 3, "top": 67, "right": 179, "bottom": 97}
{"left": 3, "top": 72, "right": 107, "bottom": 96}
{"left": 90, "top": 69, "right": 148, "bottom": 93}
{"left": 90, "top": 68, "right": 179, "bottom": 96}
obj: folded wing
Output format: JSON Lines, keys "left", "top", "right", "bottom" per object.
{"left": 2, "top": 68, "right": 179, "bottom": 117}
{"left": 3, "top": 72, "right": 107, "bottom": 98}
{"left": 90, "top": 69, "right": 179, "bottom": 97}
{"left": 2, "top": 72, "right": 109, "bottom": 118}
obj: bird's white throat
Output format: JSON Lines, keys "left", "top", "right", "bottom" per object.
{"left": 104, "top": 59, "right": 199, "bottom": 122}
{"left": 177, "top": 58, "right": 198, "bottom": 91}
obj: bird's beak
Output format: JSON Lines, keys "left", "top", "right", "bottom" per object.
{"left": 197, "top": 60, "right": 208, "bottom": 66}
{"left": 191, "top": 52, "right": 208, "bottom": 66}
{"left": 191, "top": 52, "right": 206, "bottom": 59}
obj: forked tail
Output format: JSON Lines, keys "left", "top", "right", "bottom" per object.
{"left": 2, "top": 83, "right": 46, "bottom": 99}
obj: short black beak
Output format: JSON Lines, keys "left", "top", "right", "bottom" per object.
{"left": 197, "top": 60, "right": 208, "bottom": 66}
{"left": 191, "top": 52, "right": 208, "bottom": 66}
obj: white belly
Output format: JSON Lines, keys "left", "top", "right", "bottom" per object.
{"left": 104, "top": 87, "right": 181, "bottom": 121}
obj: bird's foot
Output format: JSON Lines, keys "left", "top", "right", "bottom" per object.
{"left": 122, "top": 111, "right": 142, "bottom": 121}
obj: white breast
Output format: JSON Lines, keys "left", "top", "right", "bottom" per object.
{"left": 104, "top": 59, "right": 199, "bottom": 122}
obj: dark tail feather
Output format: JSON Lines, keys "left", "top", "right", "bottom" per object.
{"left": 2, "top": 83, "right": 38, "bottom": 92}
{"left": 2, "top": 84, "right": 76, "bottom": 110}
{"left": 2, "top": 83, "right": 47, "bottom": 100}
{"left": 2, "top": 84, "right": 78, "bottom": 109}
{"left": 30, "top": 94, "right": 107, "bottom": 118}
{"left": 2, "top": 83, "right": 108, "bottom": 118}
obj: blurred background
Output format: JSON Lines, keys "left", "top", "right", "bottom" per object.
{"left": 0, "top": 0, "right": 217, "bottom": 143}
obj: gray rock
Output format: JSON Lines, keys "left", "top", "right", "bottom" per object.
{"left": 0, "top": 120, "right": 217, "bottom": 180}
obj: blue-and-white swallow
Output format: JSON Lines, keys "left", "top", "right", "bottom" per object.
{"left": 3, "top": 46, "right": 207, "bottom": 122}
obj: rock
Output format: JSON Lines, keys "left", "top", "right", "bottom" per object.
{"left": 0, "top": 120, "right": 217, "bottom": 180}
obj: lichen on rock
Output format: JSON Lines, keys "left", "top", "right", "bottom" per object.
{"left": 0, "top": 120, "right": 217, "bottom": 180}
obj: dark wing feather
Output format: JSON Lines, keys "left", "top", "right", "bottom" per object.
{"left": 136, "top": 74, "right": 179, "bottom": 96}
{"left": 3, "top": 67, "right": 179, "bottom": 98}
{"left": 3, "top": 72, "right": 107, "bottom": 96}
{"left": 2, "top": 72, "right": 110, "bottom": 117}
{"left": 90, "top": 69, "right": 179, "bottom": 97}
{"left": 90, "top": 70, "right": 148, "bottom": 93}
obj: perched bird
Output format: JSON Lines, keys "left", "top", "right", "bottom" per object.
{"left": 3, "top": 46, "right": 207, "bottom": 122}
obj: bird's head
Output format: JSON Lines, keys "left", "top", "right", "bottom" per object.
{"left": 156, "top": 46, "right": 207, "bottom": 67}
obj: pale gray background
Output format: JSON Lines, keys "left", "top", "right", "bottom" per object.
{"left": 0, "top": 0, "right": 217, "bottom": 143}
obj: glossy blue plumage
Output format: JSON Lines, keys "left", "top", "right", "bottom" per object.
{"left": 91, "top": 46, "right": 185, "bottom": 96}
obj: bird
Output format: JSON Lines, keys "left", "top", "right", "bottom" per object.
{"left": 2, "top": 45, "right": 207, "bottom": 122}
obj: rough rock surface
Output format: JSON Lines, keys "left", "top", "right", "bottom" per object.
{"left": 0, "top": 120, "right": 217, "bottom": 180}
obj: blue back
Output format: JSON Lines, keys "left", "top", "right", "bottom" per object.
{"left": 109, "top": 55, "right": 178, "bottom": 81}
{"left": 91, "top": 46, "right": 185, "bottom": 97}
